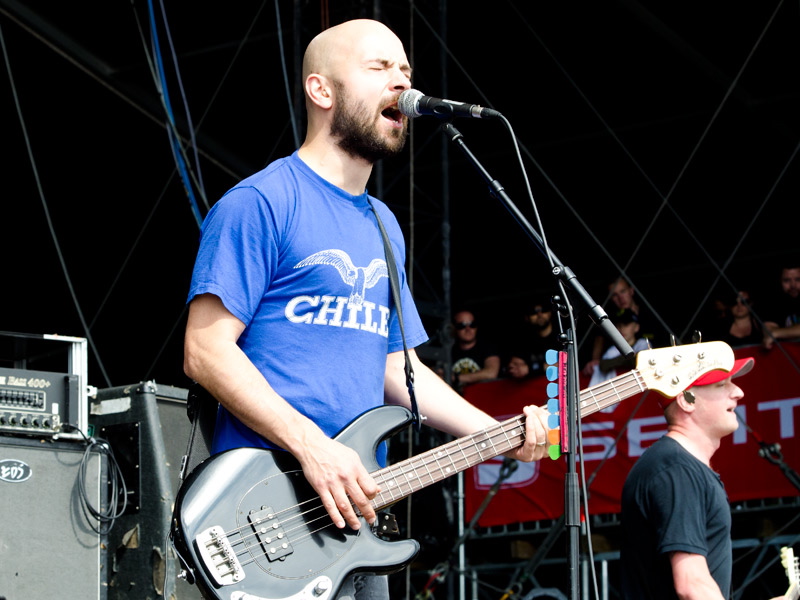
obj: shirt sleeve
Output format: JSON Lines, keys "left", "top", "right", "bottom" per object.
{"left": 187, "top": 187, "right": 279, "bottom": 325}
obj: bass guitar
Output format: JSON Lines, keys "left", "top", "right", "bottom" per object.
{"left": 171, "top": 341, "right": 734, "bottom": 600}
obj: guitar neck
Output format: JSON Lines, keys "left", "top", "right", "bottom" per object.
{"left": 370, "top": 368, "right": 647, "bottom": 510}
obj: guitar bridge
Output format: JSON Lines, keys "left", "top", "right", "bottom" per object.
{"left": 195, "top": 526, "right": 246, "bottom": 586}
{"left": 249, "top": 506, "right": 294, "bottom": 561}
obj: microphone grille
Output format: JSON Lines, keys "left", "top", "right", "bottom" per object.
{"left": 398, "top": 89, "right": 424, "bottom": 118}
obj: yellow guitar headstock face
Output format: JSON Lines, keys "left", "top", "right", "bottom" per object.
{"left": 635, "top": 341, "right": 735, "bottom": 399}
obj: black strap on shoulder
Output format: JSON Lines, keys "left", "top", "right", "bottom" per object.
{"left": 368, "top": 199, "right": 422, "bottom": 432}
{"left": 179, "top": 382, "right": 218, "bottom": 482}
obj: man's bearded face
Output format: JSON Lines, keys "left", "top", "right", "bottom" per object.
{"left": 330, "top": 80, "right": 408, "bottom": 163}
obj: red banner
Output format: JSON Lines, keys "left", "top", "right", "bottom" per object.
{"left": 463, "top": 342, "right": 800, "bottom": 527}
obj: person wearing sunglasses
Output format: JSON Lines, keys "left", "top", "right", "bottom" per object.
{"left": 450, "top": 309, "right": 501, "bottom": 391}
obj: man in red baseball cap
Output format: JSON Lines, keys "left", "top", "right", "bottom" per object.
{"left": 656, "top": 356, "right": 755, "bottom": 409}
{"left": 620, "top": 356, "right": 787, "bottom": 599}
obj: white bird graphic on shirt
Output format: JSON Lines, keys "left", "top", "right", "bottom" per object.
{"left": 294, "top": 249, "right": 389, "bottom": 307}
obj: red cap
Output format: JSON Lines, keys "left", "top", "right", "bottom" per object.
{"left": 687, "top": 357, "right": 755, "bottom": 388}
{"left": 660, "top": 357, "right": 755, "bottom": 408}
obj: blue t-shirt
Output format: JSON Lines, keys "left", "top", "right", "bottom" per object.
{"left": 188, "top": 152, "right": 428, "bottom": 454}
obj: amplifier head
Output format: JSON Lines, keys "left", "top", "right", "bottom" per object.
{"left": 0, "top": 367, "right": 80, "bottom": 438}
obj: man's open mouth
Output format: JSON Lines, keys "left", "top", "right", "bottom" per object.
{"left": 381, "top": 105, "right": 403, "bottom": 125}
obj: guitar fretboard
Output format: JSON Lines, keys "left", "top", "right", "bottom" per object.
{"left": 370, "top": 368, "right": 646, "bottom": 510}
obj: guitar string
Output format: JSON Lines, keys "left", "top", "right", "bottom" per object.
{"left": 210, "top": 422, "right": 530, "bottom": 572}
{"left": 212, "top": 375, "right": 644, "bottom": 564}
{"left": 205, "top": 372, "right": 651, "bottom": 572}
{"left": 216, "top": 421, "right": 527, "bottom": 557}
{"left": 207, "top": 374, "right": 647, "bottom": 558}
{"left": 214, "top": 369, "right": 644, "bottom": 545}
{"left": 213, "top": 388, "right": 615, "bottom": 572}
{"left": 202, "top": 357, "right": 720, "bottom": 580}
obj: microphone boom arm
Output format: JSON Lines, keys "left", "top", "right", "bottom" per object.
{"left": 440, "top": 122, "right": 634, "bottom": 359}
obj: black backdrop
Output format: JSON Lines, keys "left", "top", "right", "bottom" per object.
{"left": 2, "top": 0, "right": 798, "bottom": 389}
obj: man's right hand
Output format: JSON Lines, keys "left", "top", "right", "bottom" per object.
{"left": 186, "top": 295, "right": 380, "bottom": 530}
{"left": 295, "top": 435, "right": 379, "bottom": 530}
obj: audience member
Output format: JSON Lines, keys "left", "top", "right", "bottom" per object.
{"left": 583, "top": 277, "right": 660, "bottom": 376}
{"left": 589, "top": 309, "right": 650, "bottom": 387}
{"left": 716, "top": 290, "right": 763, "bottom": 347}
{"left": 450, "top": 309, "right": 501, "bottom": 391}
{"left": 504, "top": 352, "right": 535, "bottom": 380}
{"left": 762, "top": 260, "right": 800, "bottom": 349}
{"left": 519, "top": 299, "right": 562, "bottom": 377}
{"left": 694, "top": 293, "right": 730, "bottom": 341}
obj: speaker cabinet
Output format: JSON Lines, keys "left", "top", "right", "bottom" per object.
{"left": 90, "top": 381, "right": 203, "bottom": 600}
{"left": 0, "top": 436, "right": 107, "bottom": 599}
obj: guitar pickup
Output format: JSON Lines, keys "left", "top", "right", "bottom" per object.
{"left": 195, "top": 525, "right": 246, "bottom": 586}
{"left": 249, "top": 506, "right": 294, "bottom": 562}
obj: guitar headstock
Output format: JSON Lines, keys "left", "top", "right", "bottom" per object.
{"left": 635, "top": 341, "right": 735, "bottom": 399}
{"left": 782, "top": 546, "right": 799, "bottom": 593}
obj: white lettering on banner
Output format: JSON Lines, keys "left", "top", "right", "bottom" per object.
{"left": 626, "top": 416, "right": 668, "bottom": 458}
{"left": 734, "top": 405, "right": 748, "bottom": 445}
{"left": 476, "top": 458, "right": 539, "bottom": 489}
{"left": 580, "top": 421, "right": 618, "bottom": 462}
{"left": 284, "top": 294, "right": 390, "bottom": 337}
{"left": 584, "top": 398, "right": 800, "bottom": 460}
{"left": 758, "top": 397, "right": 800, "bottom": 438}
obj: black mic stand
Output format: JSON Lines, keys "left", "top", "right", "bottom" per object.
{"left": 737, "top": 413, "right": 800, "bottom": 492}
{"left": 439, "top": 121, "right": 634, "bottom": 600}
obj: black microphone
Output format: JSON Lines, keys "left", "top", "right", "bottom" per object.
{"left": 398, "top": 89, "right": 502, "bottom": 120}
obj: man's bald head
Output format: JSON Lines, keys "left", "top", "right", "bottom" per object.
{"left": 303, "top": 19, "right": 403, "bottom": 83}
{"left": 298, "top": 18, "right": 411, "bottom": 171}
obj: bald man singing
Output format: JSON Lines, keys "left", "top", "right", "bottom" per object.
{"left": 183, "top": 19, "right": 550, "bottom": 599}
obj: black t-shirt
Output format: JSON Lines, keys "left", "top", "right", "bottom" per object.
{"left": 451, "top": 338, "right": 500, "bottom": 375}
{"left": 762, "top": 292, "right": 800, "bottom": 328}
{"left": 620, "top": 436, "right": 732, "bottom": 599}
{"left": 526, "top": 330, "right": 562, "bottom": 376}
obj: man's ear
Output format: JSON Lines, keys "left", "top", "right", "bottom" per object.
{"left": 677, "top": 390, "right": 696, "bottom": 409}
{"left": 305, "top": 74, "right": 333, "bottom": 109}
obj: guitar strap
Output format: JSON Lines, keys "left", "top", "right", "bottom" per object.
{"left": 178, "top": 382, "right": 217, "bottom": 484}
{"left": 368, "top": 199, "right": 422, "bottom": 432}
